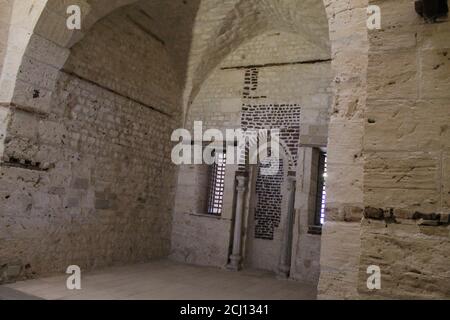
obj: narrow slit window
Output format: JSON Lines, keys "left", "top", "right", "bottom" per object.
{"left": 207, "top": 151, "right": 227, "bottom": 216}
{"left": 315, "top": 152, "right": 327, "bottom": 225}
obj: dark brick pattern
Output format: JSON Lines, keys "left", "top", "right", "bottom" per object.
{"left": 239, "top": 67, "right": 301, "bottom": 240}
{"left": 241, "top": 104, "right": 301, "bottom": 169}
{"left": 243, "top": 68, "right": 267, "bottom": 99}
{"left": 255, "top": 159, "right": 284, "bottom": 240}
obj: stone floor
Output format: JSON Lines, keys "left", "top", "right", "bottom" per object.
{"left": 0, "top": 260, "right": 317, "bottom": 300}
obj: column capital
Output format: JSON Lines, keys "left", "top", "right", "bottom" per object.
{"left": 236, "top": 172, "right": 248, "bottom": 192}
{"left": 236, "top": 170, "right": 249, "bottom": 178}
{"left": 286, "top": 173, "right": 296, "bottom": 191}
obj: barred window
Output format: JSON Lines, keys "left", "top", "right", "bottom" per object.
{"left": 315, "top": 152, "right": 327, "bottom": 225}
{"left": 207, "top": 152, "right": 227, "bottom": 215}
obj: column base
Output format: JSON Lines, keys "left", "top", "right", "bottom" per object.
{"left": 227, "top": 255, "right": 242, "bottom": 271}
{"left": 276, "top": 264, "right": 290, "bottom": 279}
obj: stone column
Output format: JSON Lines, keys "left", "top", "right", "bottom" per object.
{"left": 277, "top": 172, "right": 297, "bottom": 278}
{"left": 227, "top": 172, "right": 248, "bottom": 271}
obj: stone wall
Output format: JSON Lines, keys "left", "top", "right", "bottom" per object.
{"left": 319, "top": 0, "right": 450, "bottom": 300}
{"left": 170, "top": 163, "right": 237, "bottom": 267}
{"left": 9, "top": 0, "right": 450, "bottom": 300}
{"left": 318, "top": 0, "right": 369, "bottom": 299}
{"left": 0, "top": 6, "right": 180, "bottom": 282}
{"left": 358, "top": 0, "right": 450, "bottom": 299}
{"left": 172, "top": 30, "right": 331, "bottom": 281}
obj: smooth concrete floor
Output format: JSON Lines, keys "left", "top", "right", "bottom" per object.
{"left": 1, "top": 260, "right": 317, "bottom": 300}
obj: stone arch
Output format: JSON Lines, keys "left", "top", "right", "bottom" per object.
{"left": 1, "top": 0, "right": 333, "bottom": 123}
{"left": 0, "top": 0, "right": 143, "bottom": 105}
{"left": 185, "top": 26, "right": 331, "bottom": 171}
{"left": 186, "top": 0, "right": 331, "bottom": 117}
{"left": 0, "top": 0, "right": 200, "bottom": 278}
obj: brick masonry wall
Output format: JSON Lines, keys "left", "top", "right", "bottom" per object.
{"left": 254, "top": 159, "right": 284, "bottom": 240}
{"left": 241, "top": 103, "right": 301, "bottom": 170}
{"left": 0, "top": 8, "right": 180, "bottom": 282}
{"left": 240, "top": 92, "right": 300, "bottom": 243}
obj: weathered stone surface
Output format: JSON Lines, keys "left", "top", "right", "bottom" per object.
{"left": 318, "top": 221, "right": 362, "bottom": 300}
{"left": 318, "top": 0, "right": 369, "bottom": 300}
{"left": 0, "top": 3, "right": 180, "bottom": 279}
{"left": 362, "top": 0, "right": 450, "bottom": 299}
{"left": 421, "top": 48, "right": 450, "bottom": 99}
{"left": 365, "top": 100, "right": 450, "bottom": 152}
{"left": 359, "top": 219, "right": 450, "bottom": 299}
{"left": 367, "top": 50, "right": 418, "bottom": 100}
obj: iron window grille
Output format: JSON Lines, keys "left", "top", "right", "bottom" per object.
{"left": 207, "top": 151, "right": 227, "bottom": 216}
{"left": 315, "top": 152, "right": 327, "bottom": 225}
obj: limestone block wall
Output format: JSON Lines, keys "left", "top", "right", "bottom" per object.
{"left": 359, "top": 0, "right": 450, "bottom": 299}
{"left": 318, "top": 0, "right": 369, "bottom": 299}
{"left": 170, "top": 163, "right": 238, "bottom": 267}
{"left": 0, "top": 7, "right": 180, "bottom": 282}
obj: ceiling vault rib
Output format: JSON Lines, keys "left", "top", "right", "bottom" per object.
{"left": 220, "top": 58, "right": 332, "bottom": 70}
{"left": 126, "top": 15, "right": 166, "bottom": 46}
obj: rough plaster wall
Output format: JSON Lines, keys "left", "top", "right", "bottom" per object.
{"left": 170, "top": 162, "right": 238, "bottom": 267}
{"left": 172, "top": 31, "right": 331, "bottom": 275}
{"left": 170, "top": 64, "right": 241, "bottom": 267}
{"left": 0, "top": 8, "right": 179, "bottom": 282}
{"left": 318, "top": 0, "right": 369, "bottom": 300}
{"left": 291, "top": 147, "right": 323, "bottom": 285}
{"left": 359, "top": 0, "right": 450, "bottom": 299}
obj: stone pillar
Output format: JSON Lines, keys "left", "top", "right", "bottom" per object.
{"left": 227, "top": 172, "right": 248, "bottom": 271}
{"left": 277, "top": 172, "right": 296, "bottom": 278}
